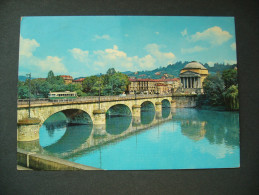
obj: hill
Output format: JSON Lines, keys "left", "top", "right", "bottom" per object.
{"left": 123, "top": 61, "right": 237, "bottom": 79}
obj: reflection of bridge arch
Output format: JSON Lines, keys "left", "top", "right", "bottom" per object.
{"left": 43, "top": 124, "right": 93, "bottom": 154}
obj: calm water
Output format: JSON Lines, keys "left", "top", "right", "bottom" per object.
{"left": 20, "top": 108, "right": 240, "bottom": 170}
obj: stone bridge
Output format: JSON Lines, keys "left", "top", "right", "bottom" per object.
{"left": 18, "top": 109, "right": 175, "bottom": 160}
{"left": 17, "top": 94, "right": 197, "bottom": 141}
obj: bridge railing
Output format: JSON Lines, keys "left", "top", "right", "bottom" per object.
{"left": 17, "top": 93, "right": 173, "bottom": 106}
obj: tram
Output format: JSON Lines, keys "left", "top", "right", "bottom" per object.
{"left": 48, "top": 91, "right": 77, "bottom": 100}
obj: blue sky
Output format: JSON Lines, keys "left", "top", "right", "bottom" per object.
{"left": 19, "top": 16, "right": 237, "bottom": 78}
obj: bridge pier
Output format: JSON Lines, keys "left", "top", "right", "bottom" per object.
{"left": 132, "top": 116, "right": 141, "bottom": 126}
{"left": 155, "top": 102, "right": 162, "bottom": 112}
{"left": 92, "top": 109, "right": 107, "bottom": 137}
{"left": 171, "top": 100, "right": 176, "bottom": 108}
{"left": 17, "top": 118, "right": 41, "bottom": 141}
{"left": 156, "top": 111, "right": 162, "bottom": 119}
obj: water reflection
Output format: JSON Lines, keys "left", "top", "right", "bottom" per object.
{"left": 173, "top": 108, "right": 239, "bottom": 147}
{"left": 181, "top": 121, "right": 206, "bottom": 141}
{"left": 106, "top": 115, "right": 132, "bottom": 135}
{"left": 18, "top": 108, "right": 239, "bottom": 170}
{"left": 162, "top": 108, "right": 171, "bottom": 118}
{"left": 43, "top": 124, "right": 93, "bottom": 154}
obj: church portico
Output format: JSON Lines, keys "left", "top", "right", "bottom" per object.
{"left": 179, "top": 61, "right": 208, "bottom": 94}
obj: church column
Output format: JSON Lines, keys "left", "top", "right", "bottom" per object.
{"left": 187, "top": 77, "right": 189, "bottom": 88}
{"left": 183, "top": 77, "right": 186, "bottom": 88}
{"left": 190, "top": 77, "right": 193, "bottom": 88}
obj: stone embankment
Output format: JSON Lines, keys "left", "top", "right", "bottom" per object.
{"left": 17, "top": 149, "right": 101, "bottom": 170}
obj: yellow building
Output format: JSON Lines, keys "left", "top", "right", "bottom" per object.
{"left": 60, "top": 75, "right": 73, "bottom": 84}
{"left": 127, "top": 78, "right": 180, "bottom": 94}
{"left": 179, "top": 61, "right": 208, "bottom": 93}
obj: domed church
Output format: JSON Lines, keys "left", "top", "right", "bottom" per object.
{"left": 179, "top": 61, "right": 209, "bottom": 94}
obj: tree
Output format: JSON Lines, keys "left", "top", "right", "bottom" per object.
{"left": 109, "top": 72, "right": 129, "bottom": 95}
{"left": 106, "top": 68, "right": 116, "bottom": 75}
{"left": 223, "top": 85, "right": 239, "bottom": 110}
{"left": 222, "top": 69, "right": 238, "bottom": 89}
{"left": 203, "top": 73, "right": 225, "bottom": 106}
{"left": 46, "top": 70, "right": 55, "bottom": 84}
{"left": 82, "top": 76, "right": 99, "bottom": 94}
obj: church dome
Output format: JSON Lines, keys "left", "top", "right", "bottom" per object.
{"left": 183, "top": 61, "right": 207, "bottom": 70}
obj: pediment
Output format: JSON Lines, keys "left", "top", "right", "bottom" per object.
{"left": 180, "top": 71, "right": 200, "bottom": 77}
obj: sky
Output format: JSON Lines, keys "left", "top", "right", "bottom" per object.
{"left": 19, "top": 16, "right": 237, "bottom": 78}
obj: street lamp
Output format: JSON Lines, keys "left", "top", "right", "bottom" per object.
{"left": 98, "top": 73, "right": 102, "bottom": 109}
{"left": 26, "top": 73, "right": 31, "bottom": 118}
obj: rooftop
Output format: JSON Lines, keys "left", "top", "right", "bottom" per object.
{"left": 183, "top": 61, "right": 207, "bottom": 70}
{"left": 129, "top": 78, "right": 180, "bottom": 82}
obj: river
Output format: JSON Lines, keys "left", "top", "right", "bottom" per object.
{"left": 18, "top": 108, "right": 240, "bottom": 170}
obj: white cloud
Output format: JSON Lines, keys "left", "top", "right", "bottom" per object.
{"left": 231, "top": 42, "right": 236, "bottom": 50}
{"left": 69, "top": 48, "right": 89, "bottom": 62}
{"left": 224, "top": 60, "right": 237, "bottom": 65}
{"left": 35, "top": 56, "right": 67, "bottom": 73}
{"left": 138, "top": 54, "right": 156, "bottom": 69}
{"left": 190, "top": 26, "right": 232, "bottom": 46}
{"left": 124, "top": 34, "right": 129, "bottom": 37}
{"left": 181, "top": 29, "right": 187, "bottom": 36}
{"left": 145, "top": 44, "right": 175, "bottom": 66}
{"left": 181, "top": 46, "right": 207, "bottom": 54}
{"left": 19, "top": 36, "right": 67, "bottom": 76}
{"left": 19, "top": 36, "right": 40, "bottom": 57}
{"left": 93, "top": 34, "right": 111, "bottom": 40}
{"left": 70, "top": 44, "right": 176, "bottom": 72}
{"left": 155, "top": 32, "right": 159, "bottom": 35}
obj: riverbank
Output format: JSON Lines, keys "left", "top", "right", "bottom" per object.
{"left": 17, "top": 148, "right": 102, "bottom": 170}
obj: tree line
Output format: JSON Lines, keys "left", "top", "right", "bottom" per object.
{"left": 17, "top": 68, "right": 129, "bottom": 99}
{"left": 199, "top": 68, "right": 239, "bottom": 111}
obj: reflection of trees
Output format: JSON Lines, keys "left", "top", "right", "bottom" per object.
{"left": 106, "top": 115, "right": 132, "bottom": 135}
{"left": 175, "top": 108, "right": 239, "bottom": 147}
{"left": 43, "top": 124, "right": 93, "bottom": 154}
{"left": 204, "top": 112, "right": 239, "bottom": 147}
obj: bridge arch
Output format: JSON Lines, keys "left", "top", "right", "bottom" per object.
{"left": 40, "top": 108, "right": 93, "bottom": 128}
{"left": 140, "top": 101, "right": 155, "bottom": 111}
{"left": 106, "top": 104, "right": 132, "bottom": 117}
{"left": 161, "top": 99, "right": 170, "bottom": 108}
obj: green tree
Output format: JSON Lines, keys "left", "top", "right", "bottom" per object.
{"left": 82, "top": 76, "right": 99, "bottom": 94}
{"left": 222, "top": 69, "right": 238, "bottom": 89}
{"left": 203, "top": 73, "right": 225, "bottom": 106}
{"left": 46, "top": 70, "right": 55, "bottom": 84}
{"left": 17, "top": 81, "right": 29, "bottom": 99}
{"left": 223, "top": 85, "right": 239, "bottom": 110}
{"left": 106, "top": 68, "right": 116, "bottom": 75}
{"left": 109, "top": 72, "right": 129, "bottom": 95}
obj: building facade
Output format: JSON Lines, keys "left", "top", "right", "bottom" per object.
{"left": 127, "top": 78, "right": 180, "bottom": 94}
{"left": 179, "top": 61, "right": 209, "bottom": 94}
{"left": 60, "top": 75, "right": 73, "bottom": 84}
{"left": 73, "top": 78, "right": 85, "bottom": 85}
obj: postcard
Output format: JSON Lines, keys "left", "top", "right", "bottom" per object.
{"left": 17, "top": 16, "right": 239, "bottom": 170}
